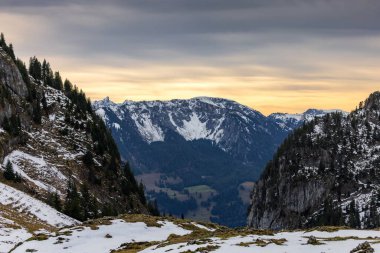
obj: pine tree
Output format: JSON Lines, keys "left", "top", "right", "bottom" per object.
{"left": 33, "top": 98, "right": 42, "bottom": 124}
{"left": 80, "top": 184, "right": 92, "bottom": 220}
{"left": 82, "top": 151, "right": 94, "bottom": 167}
{"left": 348, "top": 200, "right": 361, "bottom": 228}
{"left": 3, "top": 161, "right": 15, "bottom": 181}
{"left": 0, "top": 33, "right": 5, "bottom": 48}
{"left": 14, "top": 172, "right": 22, "bottom": 183}
{"left": 41, "top": 92, "right": 48, "bottom": 111}
{"left": 138, "top": 181, "right": 147, "bottom": 205}
{"left": 53, "top": 192, "right": 62, "bottom": 212}
{"left": 29, "top": 56, "right": 42, "bottom": 81}
{"left": 64, "top": 79, "right": 73, "bottom": 93}
{"left": 7, "top": 43, "right": 15, "bottom": 60}
{"left": 2, "top": 117, "right": 10, "bottom": 133}
{"left": 147, "top": 200, "right": 160, "bottom": 216}
{"left": 54, "top": 71, "right": 63, "bottom": 90}
{"left": 64, "top": 179, "right": 82, "bottom": 220}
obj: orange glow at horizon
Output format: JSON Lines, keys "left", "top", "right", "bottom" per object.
{"left": 62, "top": 65, "right": 376, "bottom": 115}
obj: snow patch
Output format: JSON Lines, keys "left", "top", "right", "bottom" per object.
{"left": 0, "top": 223, "right": 31, "bottom": 253}
{"left": 173, "top": 112, "right": 210, "bottom": 141}
{"left": 112, "top": 122, "right": 121, "bottom": 130}
{"left": 13, "top": 220, "right": 189, "bottom": 253}
{"left": 0, "top": 182, "right": 78, "bottom": 227}
{"left": 131, "top": 113, "right": 164, "bottom": 143}
{"left": 3, "top": 150, "right": 67, "bottom": 193}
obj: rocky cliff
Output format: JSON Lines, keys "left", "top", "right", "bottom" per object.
{"left": 248, "top": 91, "right": 380, "bottom": 229}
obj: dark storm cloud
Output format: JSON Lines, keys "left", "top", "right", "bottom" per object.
{"left": 3, "top": 0, "right": 380, "bottom": 31}
{"left": 1, "top": 0, "right": 380, "bottom": 113}
{"left": 2, "top": 0, "right": 380, "bottom": 65}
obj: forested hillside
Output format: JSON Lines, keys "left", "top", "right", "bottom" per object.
{"left": 0, "top": 33, "right": 157, "bottom": 223}
{"left": 248, "top": 91, "right": 380, "bottom": 229}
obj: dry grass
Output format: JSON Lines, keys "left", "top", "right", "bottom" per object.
{"left": 110, "top": 241, "right": 159, "bottom": 253}
{"left": 305, "top": 226, "right": 350, "bottom": 233}
{"left": 0, "top": 203, "right": 56, "bottom": 233}
{"left": 237, "top": 238, "right": 287, "bottom": 247}
{"left": 181, "top": 245, "right": 220, "bottom": 252}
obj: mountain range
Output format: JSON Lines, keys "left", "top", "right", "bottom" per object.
{"left": 93, "top": 96, "right": 344, "bottom": 226}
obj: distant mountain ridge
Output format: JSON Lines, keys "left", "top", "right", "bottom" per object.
{"left": 269, "top": 109, "right": 348, "bottom": 131}
{"left": 93, "top": 96, "right": 344, "bottom": 226}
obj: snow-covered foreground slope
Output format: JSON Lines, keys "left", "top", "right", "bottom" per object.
{"left": 9, "top": 214, "right": 380, "bottom": 253}
{"left": 14, "top": 219, "right": 189, "bottom": 253}
{"left": 145, "top": 229, "right": 380, "bottom": 253}
{"left": 0, "top": 182, "right": 78, "bottom": 252}
{"left": 0, "top": 216, "right": 31, "bottom": 253}
{"left": 0, "top": 182, "right": 78, "bottom": 227}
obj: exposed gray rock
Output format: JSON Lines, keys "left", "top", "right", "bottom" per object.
{"left": 0, "top": 47, "right": 28, "bottom": 98}
{"left": 350, "top": 241, "right": 374, "bottom": 253}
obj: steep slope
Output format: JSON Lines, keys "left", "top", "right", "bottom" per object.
{"left": 94, "top": 97, "right": 340, "bottom": 227}
{"left": 248, "top": 91, "right": 380, "bottom": 230}
{"left": 0, "top": 34, "right": 148, "bottom": 224}
{"left": 0, "top": 181, "right": 78, "bottom": 252}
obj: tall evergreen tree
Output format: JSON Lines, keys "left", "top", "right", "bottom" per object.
{"left": 33, "top": 98, "right": 42, "bottom": 124}
{"left": 3, "top": 161, "right": 15, "bottom": 181}
{"left": 348, "top": 200, "right": 361, "bottom": 228}
{"left": 64, "top": 179, "right": 82, "bottom": 220}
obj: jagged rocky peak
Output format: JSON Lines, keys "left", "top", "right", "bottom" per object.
{"left": 0, "top": 47, "right": 28, "bottom": 98}
{"left": 363, "top": 91, "right": 380, "bottom": 111}
{"left": 93, "top": 96, "right": 117, "bottom": 107}
{"left": 248, "top": 91, "right": 380, "bottom": 230}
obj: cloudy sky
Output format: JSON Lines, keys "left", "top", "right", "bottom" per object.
{"left": 1, "top": 0, "right": 380, "bottom": 114}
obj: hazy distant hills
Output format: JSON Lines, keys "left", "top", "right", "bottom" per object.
{"left": 94, "top": 96, "right": 343, "bottom": 226}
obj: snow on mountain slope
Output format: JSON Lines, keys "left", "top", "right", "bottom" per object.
{"left": 10, "top": 214, "right": 380, "bottom": 253}
{"left": 0, "top": 182, "right": 78, "bottom": 227}
{"left": 0, "top": 182, "right": 78, "bottom": 252}
{"left": 0, "top": 219, "right": 31, "bottom": 253}
{"left": 93, "top": 96, "right": 269, "bottom": 147}
{"left": 3, "top": 150, "right": 67, "bottom": 194}
{"left": 269, "top": 109, "right": 347, "bottom": 131}
{"left": 94, "top": 97, "right": 346, "bottom": 153}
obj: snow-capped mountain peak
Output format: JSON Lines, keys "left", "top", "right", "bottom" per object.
{"left": 269, "top": 109, "right": 347, "bottom": 131}
{"left": 93, "top": 97, "right": 268, "bottom": 147}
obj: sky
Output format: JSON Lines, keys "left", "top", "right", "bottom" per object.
{"left": 1, "top": 0, "right": 380, "bottom": 115}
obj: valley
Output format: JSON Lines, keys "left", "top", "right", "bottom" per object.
{"left": 94, "top": 97, "right": 343, "bottom": 226}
